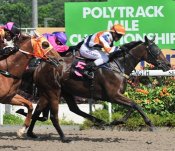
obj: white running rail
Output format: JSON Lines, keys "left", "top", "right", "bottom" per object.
{"left": 131, "top": 70, "right": 175, "bottom": 76}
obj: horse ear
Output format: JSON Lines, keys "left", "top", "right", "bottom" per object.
{"left": 144, "top": 35, "right": 148, "bottom": 43}
{"left": 151, "top": 35, "right": 156, "bottom": 42}
{"left": 33, "top": 30, "right": 41, "bottom": 38}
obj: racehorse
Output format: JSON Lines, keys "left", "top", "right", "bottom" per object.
{"left": 18, "top": 36, "right": 171, "bottom": 142}
{"left": 0, "top": 33, "right": 60, "bottom": 137}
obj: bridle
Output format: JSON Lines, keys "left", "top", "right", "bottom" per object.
{"left": 113, "top": 41, "right": 162, "bottom": 75}
{"left": 127, "top": 41, "right": 162, "bottom": 67}
{"left": 144, "top": 42, "right": 162, "bottom": 67}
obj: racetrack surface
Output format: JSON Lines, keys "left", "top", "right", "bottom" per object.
{"left": 0, "top": 125, "right": 175, "bottom": 151}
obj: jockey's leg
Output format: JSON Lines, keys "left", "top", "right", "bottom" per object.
{"left": 79, "top": 44, "right": 109, "bottom": 78}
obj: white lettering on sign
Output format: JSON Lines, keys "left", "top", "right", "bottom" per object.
{"left": 69, "top": 33, "right": 175, "bottom": 46}
{"left": 83, "top": 6, "right": 164, "bottom": 18}
{"left": 107, "top": 20, "right": 139, "bottom": 31}
{"left": 119, "top": 33, "right": 175, "bottom": 45}
{"left": 69, "top": 34, "right": 88, "bottom": 45}
{"left": 83, "top": 7, "right": 117, "bottom": 18}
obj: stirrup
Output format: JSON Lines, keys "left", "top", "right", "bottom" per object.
{"left": 84, "top": 71, "right": 94, "bottom": 79}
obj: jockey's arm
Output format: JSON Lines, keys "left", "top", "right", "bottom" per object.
{"left": 99, "top": 32, "right": 115, "bottom": 53}
{"left": 0, "top": 46, "right": 19, "bottom": 56}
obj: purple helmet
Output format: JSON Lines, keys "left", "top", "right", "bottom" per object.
{"left": 4, "top": 22, "right": 20, "bottom": 36}
{"left": 52, "top": 32, "right": 67, "bottom": 45}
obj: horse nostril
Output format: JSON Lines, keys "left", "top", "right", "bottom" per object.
{"left": 168, "top": 63, "right": 171, "bottom": 68}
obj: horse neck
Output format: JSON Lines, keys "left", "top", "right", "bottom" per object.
{"left": 117, "top": 43, "right": 145, "bottom": 75}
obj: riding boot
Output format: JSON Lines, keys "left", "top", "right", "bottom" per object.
{"left": 0, "top": 46, "right": 19, "bottom": 57}
{"left": 84, "top": 62, "right": 97, "bottom": 71}
{"left": 82, "top": 62, "right": 97, "bottom": 79}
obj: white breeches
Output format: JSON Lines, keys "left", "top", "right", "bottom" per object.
{"left": 80, "top": 43, "right": 109, "bottom": 66}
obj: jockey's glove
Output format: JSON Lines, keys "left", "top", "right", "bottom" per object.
{"left": 68, "top": 45, "right": 77, "bottom": 52}
{"left": 114, "top": 46, "right": 122, "bottom": 52}
{"left": 120, "top": 45, "right": 128, "bottom": 52}
{"left": 2, "top": 47, "right": 13, "bottom": 55}
{"left": 12, "top": 46, "right": 19, "bottom": 53}
{"left": 113, "top": 46, "right": 124, "bottom": 56}
{"left": 1, "top": 46, "right": 19, "bottom": 55}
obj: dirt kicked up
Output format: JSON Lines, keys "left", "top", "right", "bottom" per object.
{"left": 0, "top": 125, "right": 175, "bottom": 151}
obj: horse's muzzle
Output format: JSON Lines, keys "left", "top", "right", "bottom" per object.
{"left": 157, "top": 61, "right": 171, "bottom": 72}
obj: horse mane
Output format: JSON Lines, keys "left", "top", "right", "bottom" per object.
{"left": 108, "top": 40, "right": 143, "bottom": 61}
{"left": 19, "top": 33, "right": 31, "bottom": 42}
{"left": 121, "top": 40, "right": 143, "bottom": 51}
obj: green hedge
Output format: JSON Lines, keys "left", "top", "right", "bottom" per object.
{"left": 3, "top": 114, "right": 76, "bottom": 125}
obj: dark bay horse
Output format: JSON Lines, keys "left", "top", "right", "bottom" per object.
{"left": 0, "top": 33, "right": 60, "bottom": 137}
{"left": 19, "top": 36, "right": 171, "bottom": 142}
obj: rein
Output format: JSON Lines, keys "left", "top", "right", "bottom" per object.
{"left": 113, "top": 59, "right": 130, "bottom": 79}
{"left": 19, "top": 49, "right": 48, "bottom": 60}
{"left": 0, "top": 69, "right": 20, "bottom": 79}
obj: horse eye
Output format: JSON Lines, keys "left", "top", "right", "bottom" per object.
{"left": 42, "top": 41, "right": 49, "bottom": 49}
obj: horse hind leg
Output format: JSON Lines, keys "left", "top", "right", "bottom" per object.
{"left": 63, "top": 93, "right": 106, "bottom": 126}
{"left": 10, "top": 94, "right": 33, "bottom": 137}
{"left": 49, "top": 96, "right": 71, "bottom": 143}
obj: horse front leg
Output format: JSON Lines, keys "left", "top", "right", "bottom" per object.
{"left": 27, "top": 95, "right": 48, "bottom": 138}
{"left": 111, "top": 94, "right": 155, "bottom": 131}
{"left": 49, "top": 92, "right": 71, "bottom": 143}
{"left": 10, "top": 94, "right": 33, "bottom": 137}
{"left": 110, "top": 108, "right": 133, "bottom": 125}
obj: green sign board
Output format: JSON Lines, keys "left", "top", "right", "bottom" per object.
{"left": 65, "top": 0, "right": 175, "bottom": 49}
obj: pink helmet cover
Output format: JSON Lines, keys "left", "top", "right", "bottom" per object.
{"left": 4, "top": 22, "right": 14, "bottom": 31}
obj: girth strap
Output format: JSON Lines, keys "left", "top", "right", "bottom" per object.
{"left": 0, "top": 69, "right": 20, "bottom": 79}
{"left": 88, "top": 77, "right": 95, "bottom": 114}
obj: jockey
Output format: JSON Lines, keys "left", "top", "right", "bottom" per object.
{"left": 0, "top": 22, "right": 20, "bottom": 57}
{"left": 43, "top": 32, "right": 69, "bottom": 53}
{"left": 79, "top": 24, "right": 126, "bottom": 77}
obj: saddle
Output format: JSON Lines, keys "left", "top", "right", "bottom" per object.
{"left": 71, "top": 57, "right": 96, "bottom": 79}
{"left": 71, "top": 57, "right": 110, "bottom": 79}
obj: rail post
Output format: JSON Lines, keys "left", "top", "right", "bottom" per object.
{"left": 0, "top": 104, "right": 5, "bottom": 125}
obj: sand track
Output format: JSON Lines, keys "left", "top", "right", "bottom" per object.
{"left": 0, "top": 125, "right": 175, "bottom": 151}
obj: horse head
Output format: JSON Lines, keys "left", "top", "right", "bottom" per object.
{"left": 18, "top": 32, "right": 60, "bottom": 67}
{"left": 128, "top": 36, "right": 171, "bottom": 72}
{"left": 143, "top": 36, "right": 171, "bottom": 71}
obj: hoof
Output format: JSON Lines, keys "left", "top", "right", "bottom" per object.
{"left": 17, "top": 126, "right": 26, "bottom": 138}
{"left": 110, "top": 120, "right": 125, "bottom": 126}
{"left": 38, "top": 117, "right": 48, "bottom": 122}
{"left": 61, "top": 137, "right": 71, "bottom": 143}
{"left": 17, "top": 130, "right": 24, "bottom": 138}
{"left": 149, "top": 126, "right": 156, "bottom": 132}
{"left": 27, "top": 132, "right": 38, "bottom": 138}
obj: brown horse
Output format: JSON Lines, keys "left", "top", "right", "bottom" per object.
{"left": 0, "top": 33, "right": 60, "bottom": 137}
{"left": 18, "top": 36, "right": 171, "bottom": 142}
